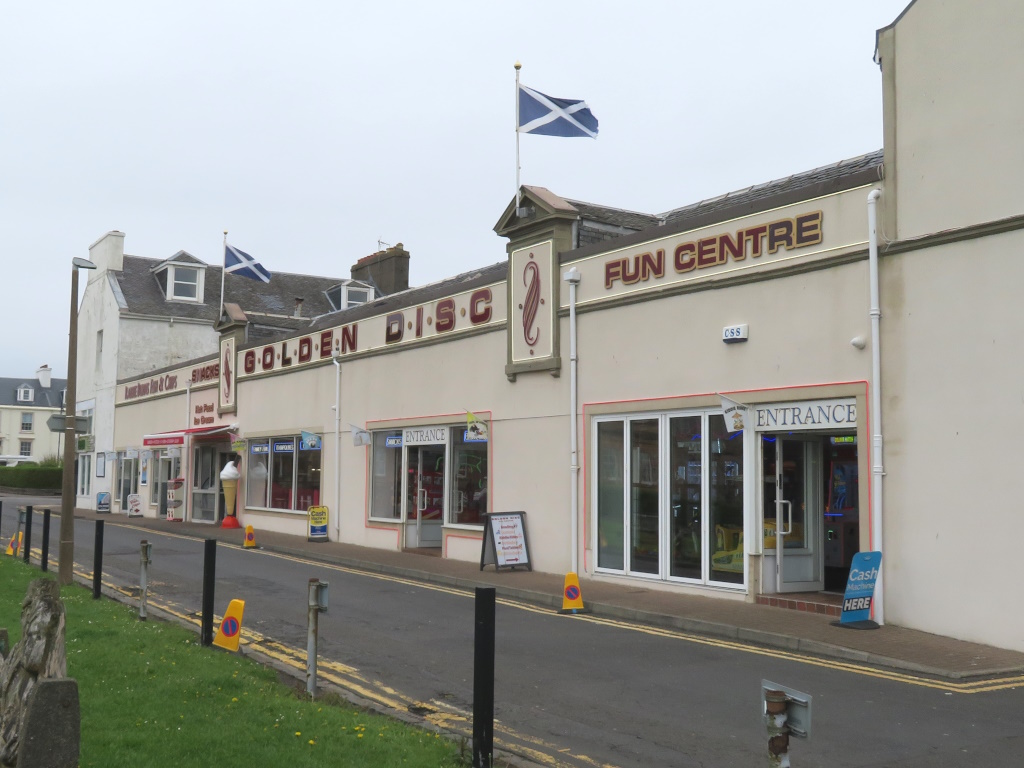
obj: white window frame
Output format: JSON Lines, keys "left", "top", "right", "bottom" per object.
{"left": 78, "top": 454, "right": 92, "bottom": 497}
{"left": 20, "top": 412, "right": 33, "bottom": 432}
{"left": 17, "top": 386, "right": 33, "bottom": 403}
{"left": 19, "top": 440, "right": 32, "bottom": 457}
{"left": 169, "top": 265, "right": 203, "bottom": 302}
{"left": 244, "top": 435, "right": 322, "bottom": 514}
{"left": 591, "top": 409, "right": 747, "bottom": 591}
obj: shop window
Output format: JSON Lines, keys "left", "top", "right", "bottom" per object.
{"left": 271, "top": 439, "right": 296, "bottom": 509}
{"left": 593, "top": 410, "right": 745, "bottom": 587}
{"left": 295, "top": 440, "right": 322, "bottom": 511}
{"left": 596, "top": 422, "right": 625, "bottom": 570}
{"left": 450, "top": 429, "right": 487, "bottom": 526}
{"left": 369, "top": 431, "right": 402, "bottom": 520}
{"left": 246, "top": 442, "right": 270, "bottom": 507}
{"left": 245, "top": 436, "right": 321, "bottom": 512}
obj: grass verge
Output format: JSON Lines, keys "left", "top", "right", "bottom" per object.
{"left": 0, "top": 557, "right": 465, "bottom": 767}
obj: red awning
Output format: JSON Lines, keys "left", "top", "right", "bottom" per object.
{"left": 142, "top": 424, "right": 236, "bottom": 447}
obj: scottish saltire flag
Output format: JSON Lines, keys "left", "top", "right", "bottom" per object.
{"left": 224, "top": 243, "right": 271, "bottom": 283}
{"left": 517, "top": 84, "right": 599, "bottom": 138}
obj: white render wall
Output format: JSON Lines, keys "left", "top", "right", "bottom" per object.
{"left": 884, "top": 0, "right": 1024, "bottom": 239}
{"left": 117, "top": 317, "right": 217, "bottom": 381}
{"left": 880, "top": 229, "right": 1024, "bottom": 651}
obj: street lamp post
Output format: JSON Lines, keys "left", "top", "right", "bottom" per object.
{"left": 59, "top": 256, "right": 96, "bottom": 585}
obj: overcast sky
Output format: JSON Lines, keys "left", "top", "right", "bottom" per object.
{"left": 1, "top": 1, "right": 910, "bottom": 380}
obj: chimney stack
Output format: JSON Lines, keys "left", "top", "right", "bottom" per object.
{"left": 37, "top": 364, "right": 52, "bottom": 388}
{"left": 350, "top": 243, "right": 410, "bottom": 297}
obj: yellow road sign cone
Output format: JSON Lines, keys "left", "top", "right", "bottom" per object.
{"left": 558, "top": 572, "right": 589, "bottom": 615}
{"left": 212, "top": 599, "right": 246, "bottom": 652}
{"left": 5, "top": 532, "right": 22, "bottom": 557}
{"left": 243, "top": 525, "right": 257, "bottom": 549}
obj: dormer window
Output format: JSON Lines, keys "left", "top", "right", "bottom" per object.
{"left": 17, "top": 385, "right": 33, "bottom": 403}
{"left": 172, "top": 266, "right": 200, "bottom": 300}
{"left": 326, "top": 282, "right": 374, "bottom": 312}
{"left": 152, "top": 253, "right": 207, "bottom": 303}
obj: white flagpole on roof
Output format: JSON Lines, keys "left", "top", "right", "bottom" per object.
{"left": 219, "top": 230, "right": 227, "bottom": 324}
{"left": 515, "top": 60, "right": 522, "bottom": 211}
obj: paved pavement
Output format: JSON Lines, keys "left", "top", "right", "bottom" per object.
{"left": 12, "top": 502, "right": 1024, "bottom": 681}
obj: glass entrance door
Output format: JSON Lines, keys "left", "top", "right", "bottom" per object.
{"left": 404, "top": 444, "right": 445, "bottom": 548}
{"left": 192, "top": 444, "right": 226, "bottom": 523}
{"left": 763, "top": 437, "right": 823, "bottom": 592}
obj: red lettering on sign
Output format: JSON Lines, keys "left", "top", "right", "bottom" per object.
{"left": 435, "top": 298, "right": 456, "bottom": 333}
{"left": 470, "top": 288, "right": 492, "bottom": 324}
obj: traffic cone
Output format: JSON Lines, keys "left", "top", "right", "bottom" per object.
{"left": 243, "top": 525, "right": 257, "bottom": 549}
{"left": 558, "top": 572, "right": 589, "bottom": 615}
{"left": 5, "top": 532, "right": 22, "bottom": 557}
{"left": 212, "top": 599, "right": 246, "bottom": 652}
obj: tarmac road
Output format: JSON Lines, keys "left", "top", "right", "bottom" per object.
{"left": 4, "top": 499, "right": 1024, "bottom": 767}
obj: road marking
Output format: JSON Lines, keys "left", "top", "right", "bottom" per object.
{"left": 54, "top": 522, "right": 1024, "bottom": 696}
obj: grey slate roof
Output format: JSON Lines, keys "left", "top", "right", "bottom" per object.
{"left": 563, "top": 149, "right": 884, "bottom": 261}
{"left": 660, "top": 150, "right": 884, "bottom": 226}
{"left": 563, "top": 199, "right": 663, "bottom": 231}
{"left": 114, "top": 255, "right": 347, "bottom": 322}
{"left": 259, "top": 261, "right": 510, "bottom": 350}
{"left": 0, "top": 377, "right": 68, "bottom": 408}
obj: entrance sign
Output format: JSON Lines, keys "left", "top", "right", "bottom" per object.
{"left": 752, "top": 398, "right": 857, "bottom": 431}
{"left": 839, "top": 551, "right": 882, "bottom": 628}
{"left": 404, "top": 426, "right": 448, "bottom": 446}
{"left": 307, "top": 505, "right": 329, "bottom": 542}
{"left": 480, "top": 512, "right": 532, "bottom": 571}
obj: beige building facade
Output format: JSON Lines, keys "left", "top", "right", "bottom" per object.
{"left": 109, "top": 0, "right": 1024, "bottom": 652}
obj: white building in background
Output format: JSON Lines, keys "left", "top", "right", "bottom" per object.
{"left": 73, "top": 230, "right": 397, "bottom": 512}
{"left": 0, "top": 365, "right": 67, "bottom": 464}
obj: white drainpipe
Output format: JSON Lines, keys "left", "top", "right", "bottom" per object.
{"left": 333, "top": 354, "right": 342, "bottom": 541}
{"left": 563, "top": 266, "right": 582, "bottom": 575}
{"left": 867, "top": 188, "right": 885, "bottom": 625}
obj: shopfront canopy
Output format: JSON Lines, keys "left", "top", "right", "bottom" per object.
{"left": 142, "top": 424, "right": 237, "bottom": 447}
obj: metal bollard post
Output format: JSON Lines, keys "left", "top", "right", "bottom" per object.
{"left": 22, "top": 507, "right": 32, "bottom": 564}
{"left": 306, "top": 579, "right": 328, "bottom": 697}
{"left": 473, "top": 587, "right": 496, "bottom": 768}
{"left": 92, "top": 520, "right": 105, "bottom": 599}
{"left": 41, "top": 509, "right": 51, "bottom": 572}
{"left": 139, "top": 540, "right": 153, "bottom": 621}
{"left": 201, "top": 539, "right": 217, "bottom": 646}
{"left": 765, "top": 689, "right": 790, "bottom": 767}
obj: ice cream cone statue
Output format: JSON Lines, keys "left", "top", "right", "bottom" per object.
{"left": 220, "top": 460, "right": 241, "bottom": 529}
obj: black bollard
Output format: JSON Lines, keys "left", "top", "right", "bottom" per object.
{"left": 22, "top": 506, "right": 33, "bottom": 565}
{"left": 41, "top": 509, "right": 51, "bottom": 572}
{"left": 473, "top": 587, "right": 496, "bottom": 768}
{"left": 201, "top": 539, "right": 217, "bottom": 646}
{"left": 92, "top": 520, "right": 104, "bottom": 599}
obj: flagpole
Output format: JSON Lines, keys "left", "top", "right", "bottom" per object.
{"left": 515, "top": 61, "right": 522, "bottom": 211}
{"left": 219, "top": 230, "right": 227, "bottom": 325}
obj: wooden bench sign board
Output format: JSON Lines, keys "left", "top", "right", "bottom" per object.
{"left": 480, "top": 511, "right": 532, "bottom": 571}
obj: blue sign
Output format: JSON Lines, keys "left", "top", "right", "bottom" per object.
{"left": 273, "top": 440, "right": 295, "bottom": 454}
{"left": 250, "top": 443, "right": 269, "bottom": 454}
{"left": 840, "top": 551, "right": 882, "bottom": 625}
{"left": 96, "top": 492, "right": 111, "bottom": 513}
{"left": 299, "top": 431, "right": 321, "bottom": 451}
{"left": 463, "top": 429, "right": 487, "bottom": 443}
{"left": 385, "top": 436, "right": 403, "bottom": 448}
